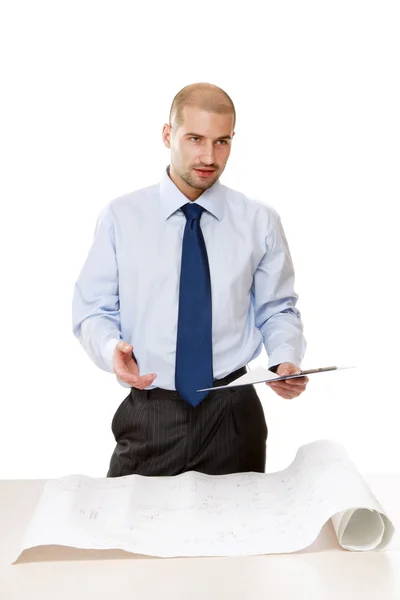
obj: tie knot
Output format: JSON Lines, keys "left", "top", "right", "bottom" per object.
{"left": 181, "top": 202, "right": 205, "bottom": 222}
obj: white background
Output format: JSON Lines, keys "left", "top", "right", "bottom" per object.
{"left": 1, "top": 0, "right": 399, "bottom": 479}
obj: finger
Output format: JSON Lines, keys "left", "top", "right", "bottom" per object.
{"left": 267, "top": 384, "right": 303, "bottom": 399}
{"left": 285, "top": 376, "right": 308, "bottom": 386}
{"left": 132, "top": 381, "right": 151, "bottom": 390}
{"left": 268, "top": 379, "right": 305, "bottom": 391}
{"left": 285, "top": 382, "right": 308, "bottom": 394}
{"left": 116, "top": 341, "right": 134, "bottom": 354}
{"left": 130, "top": 379, "right": 155, "bottom": 390}
{"left": 131, "top": 374, "right": 157, "bottom": 388}
{"left": 266, "top": 382, "right": 294, "bottom": 394}
{"left": 267, "top": 381, "right": 294, "bottom": 391}
{"left": 115, "top": 371, "right": 157, "bottom": 388}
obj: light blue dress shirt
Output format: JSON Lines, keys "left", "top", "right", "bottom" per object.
{"left": 72, "top": 165, "right": 306, "bottom": 390}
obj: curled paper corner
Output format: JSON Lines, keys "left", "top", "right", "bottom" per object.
{"left": 332, "top": 508, "right": 395, "bottom": 552}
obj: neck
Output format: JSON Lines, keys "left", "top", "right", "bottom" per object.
{"left": 168, "top": 164, "right": 204, "bottom": 201}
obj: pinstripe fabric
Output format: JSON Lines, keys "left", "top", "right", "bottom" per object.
{"left": 107, "top": 367, "right": 268, "bottom": 477}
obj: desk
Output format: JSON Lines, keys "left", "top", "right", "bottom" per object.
{"left": 1, "top": 474, "right": 399, "bottom": 599}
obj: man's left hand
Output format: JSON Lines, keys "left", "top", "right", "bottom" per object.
{"left": 266, "top": 362, "right": 309, "bottom": 400}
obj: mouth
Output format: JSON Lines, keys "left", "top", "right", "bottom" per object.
{"left": 194, "top": 168, "right": 216, "bottom": 178}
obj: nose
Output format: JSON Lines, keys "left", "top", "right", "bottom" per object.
{"left": 200, "top": 142, "right": 216, "bottom": 166}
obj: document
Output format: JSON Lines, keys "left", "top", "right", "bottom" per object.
{"left": 14, "top": 440, "right": 394, "bottom": 560}
{"left": 198, "top": 365, "right": 355, "bottom": 391}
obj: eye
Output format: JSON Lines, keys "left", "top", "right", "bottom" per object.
{"left": 217, "top": 140, "right": 227, "bottom": 145}
{"left": 190, "top": 137, "right": 200, "bottom": 142}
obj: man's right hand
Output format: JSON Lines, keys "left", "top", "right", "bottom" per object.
{"left": 113, "top": 341, "right": 157, "bottom": 389}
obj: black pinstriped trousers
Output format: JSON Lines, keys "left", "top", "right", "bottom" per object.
{"left": 107, "top": 367, "right": 268, "bottom": 477}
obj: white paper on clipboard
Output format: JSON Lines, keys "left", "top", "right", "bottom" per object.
{"left": 197, "top": 365, "right": 355, "bottom": 392}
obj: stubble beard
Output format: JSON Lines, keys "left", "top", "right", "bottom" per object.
{"left": 182, "top": 166, "right": 218, "bottom": 191}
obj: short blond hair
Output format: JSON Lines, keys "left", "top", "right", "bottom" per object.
{"left": 169, "top": 82, "right": 236, "bottom": 131}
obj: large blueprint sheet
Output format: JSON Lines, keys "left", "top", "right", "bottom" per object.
{"left": 15, "top": 440, "right": 395, "bottom": 559}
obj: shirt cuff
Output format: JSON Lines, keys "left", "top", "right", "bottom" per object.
{"left": 101, "top": 338, "right": 120, "bottom": 373}
{"left": 268, "top": 349, "right": 302, "bottom": 372}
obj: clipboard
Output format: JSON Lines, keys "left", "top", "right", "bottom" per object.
{"left": 197, "top": 365, "right": 355, "bottom": 392}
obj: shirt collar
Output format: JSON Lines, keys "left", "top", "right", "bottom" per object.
{"left": 159, "top": 165, "right": 225, "bottom": 221}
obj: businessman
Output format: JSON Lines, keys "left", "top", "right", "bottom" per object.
{"left": 72, "top": 82, "right": 309, "bottom": 478}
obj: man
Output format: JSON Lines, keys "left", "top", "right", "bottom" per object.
{"left": 72, "top": 82, "right": 309, "bottom": 478}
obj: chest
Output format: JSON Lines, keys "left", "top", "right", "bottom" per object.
{"left": 115, "top": 212, "right": 265, "bottom": 291}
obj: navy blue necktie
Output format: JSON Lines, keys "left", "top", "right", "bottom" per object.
{"left": 175, "top": 202, "right": 213, "bottom": 406}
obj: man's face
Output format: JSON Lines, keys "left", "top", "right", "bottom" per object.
{"left": 163, "top": 105, "right": 235, "bottom": 197}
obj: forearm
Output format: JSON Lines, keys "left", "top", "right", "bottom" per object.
{"left": 72, "top": 284, "right": 121, "bottom": 373}
{"left": 72, "top": 204, "right": 121, "bottom": 374}
{"left": 261, "top": 307, "right": 306, "bottom": 370}
{"left": 253, "top": 213, "right": 307, "bottom": 370}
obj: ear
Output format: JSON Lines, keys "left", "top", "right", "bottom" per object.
{"left": 162, "top": 123, "right": 172, "bottom": 149}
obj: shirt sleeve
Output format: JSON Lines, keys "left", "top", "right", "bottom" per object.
{"left": 251, "top": 215, "right": 307, "bottom": 370}
{"left": 72, "top": 204, "right": 121, "bottom": 373}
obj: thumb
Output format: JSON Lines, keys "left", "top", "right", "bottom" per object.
{"left": 277, "top": 362, "right": 301, "bottom": 377}
{"left": 116, "top": 340, "right": 133, "bottom": 354}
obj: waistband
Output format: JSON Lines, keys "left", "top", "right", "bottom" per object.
{"left": 132, "top": 366, "right": 247, "bottom": 399}
{"left": 212, "top": 365, "right": 247, "bottom": 386}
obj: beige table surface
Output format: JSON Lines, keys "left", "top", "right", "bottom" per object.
{"left": 1, "top": 473, "right": 400, "bottom": 600}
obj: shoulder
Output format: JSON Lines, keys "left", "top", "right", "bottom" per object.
{"left": 111, "top": 182, "right": 159, "bottom": 213}
{"left": 221, "top": 183, "right": 281, "bottom": 232}
{"left": 98, "top": 182, "right": 159, "bottom": 222}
